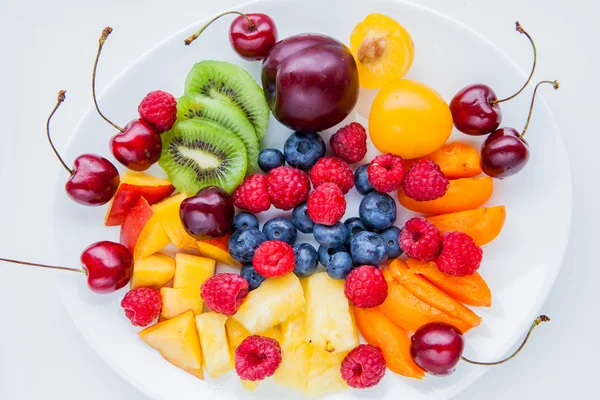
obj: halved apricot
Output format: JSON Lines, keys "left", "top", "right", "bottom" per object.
{"left": 406, "top": 259, "right": 491, "bottom": 307}
{"left": 404, "top": 142, "right": 482, "bottom": 179}
{"left": 426, "top": 206, "right": 506, "bottom": 246}
{"left": 398, "top": 177, "right": 493, "bottom": 215}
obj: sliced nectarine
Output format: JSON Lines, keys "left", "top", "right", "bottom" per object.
{"left": 406, "top": 259, "right": 491, "bottom": 307}
{"left": 173, "top": 253, "right": 215, "bottom": 293}
{"left": 131, "top": 253, "right": 176, "bottom": 289}
{"left": 120, "top": 197, "right": 153, "bottom": 255}
{"left": 426, "top": 206, "right": 506, "bottom": 246}
{"left": 160, "top": 287, "right": 204, "bottom": 319}
{"left": 398, "top": 177, "right": 493, "bottom": 215}
{"left": 353, "top": 306, "right": 424, "bottom": 379}
{"left": 197, "top": 234, "right": 241, "bottom": 267}
{"left": 404, "top": 142, "right": 482, "bottom": 179}
{"left": 105, "top": 172, "right": 174, "bottom": 226}
{"left": 153, "top": 193, "right": 197, "bottom": 250}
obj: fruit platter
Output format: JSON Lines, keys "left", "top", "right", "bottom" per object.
{"left": 1, "top": 0, "right": 570, "bottom": 399}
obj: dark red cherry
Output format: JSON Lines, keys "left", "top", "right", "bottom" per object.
{"left": 66, "top": 154, "right": 120, "bottom": 205}
{"left": 450, "top": 22, "right": 537, "bottom": 136}
{"left": 229, "top": 13, "right": 278, "bottom": 60}
{"left": 185, "top": 12, "right": 278, "bottom": 61}
{"left": 481, "top": 128, "right": 530, "bottom": 178}
{"left": 180, "top": 186, "right": 235, "bottom": 239}
{"left": 81, "top": 241, "right": 134, "bottom": 294}
{"left": 410, "top": 322, "right": 464, "bottom": 376}
{"left": 109, "top": 119, "right": 162, "bottom": 171}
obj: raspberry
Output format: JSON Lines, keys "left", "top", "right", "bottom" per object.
{"left": 201, "top": 273, "right": 249, "bottom": 315}
{"left": 436, "top": 231, "right": 483, "bottom": 276}
{"left": 344, "top": 265, "right": 388, "bottom": 308}
{"left": 399, "top": 217, "right": 442, "bottom": 261}
{"left": 307, "top": 183, "right": 346, "bottom": 226}
{"left": 309, "top": 157, "right": 354, "bottom": 194}
{"left": 402, "top": 160, "right": 449, "bottom": 201}
{"left": 341, "top": 344, "right": 386, "bottom": 388}
{"left": 138, "top": 90, "right": 177, "bottom": 133}
{"left": 330, "top": 122, "right": 368, "bottom": 164}
{"left": 120, "top": 287, "right": 162, "bottom": 327}
{"left": 267, "top": 166, "right": 311, "bottom": 210}
{"left": 235, "top": 335, "right": 282, "bottom": 381}
{"left": 367, "top": 153, "right": 406, "bottom": 193}
{"left": 252, "top": 240, "right": 295, "bottom": 278}
{"left": 233, "top": 174, "right": 271, "bottom": 213}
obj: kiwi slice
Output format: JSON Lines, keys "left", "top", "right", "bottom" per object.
{"left": 159, "top": 119, "right": 248, "bottom": 195}
{"left": 184, "top": 60, "right": 270, "bottom": 141}
{"left": 176, "top": 94, "right": 259, "bottom": 174}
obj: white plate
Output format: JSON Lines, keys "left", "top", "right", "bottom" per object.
{"left": 49, "top": 0, "right": 572, "bottom": 399}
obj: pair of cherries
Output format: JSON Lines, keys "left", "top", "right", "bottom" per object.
{"left": 450, "top": 22, "right": 559, "bottom": 178}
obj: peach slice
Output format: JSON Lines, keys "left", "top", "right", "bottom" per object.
{"left": 398, "top": 177, "right": 493, "bottom": 215}
{"left": 197, "top": 234, "right": 241, "bottom": 267}
{"left": 153, "top": 193, "right": 197, "bottom": 251}
{"left": 105, "top": 172, "right": 174, "bottom": 226}
{"left": 120, "top": 198, "right": 170, "bottom": 259}
{"left": 426, "top": 206, "right": 506, "bottom": 246}
{"left": 404, "top": 142, "right": 482, "bottom": 179}
{"left": 131, "top": 253, "right": 176, "bottom": 289}
{"left": 160, "top": 287, "right": 204, "bottom": 319}
{"left": 173, "top": 253, "right": 215, "bottom": 294}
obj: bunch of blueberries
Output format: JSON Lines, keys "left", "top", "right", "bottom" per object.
{"left": 228, "top": 131, "right": 403, "bottom": 290}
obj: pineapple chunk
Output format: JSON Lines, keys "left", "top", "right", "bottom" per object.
{"left": 131, "top": 253, "right": 175, "bottom": 289}
{"left": 304, "top": 272, "right": 358, "bottom": 353}
{"left": 274, "top": 313, "right": 310, "bottom": 391}
{"left": 173, "top": 253, "right": 215, "bottom": 294}
{"left": 195, "top": 313, "right": 233, "bottom": 379}
{"left": 304, "top": 345, "right": 348, "bottom": 397}
{"left": 160, "top": 288, "right": 203, "bottom": 319}
{"left": 261, "top": 326, "right": 281, "bottom": 343}
{"left": 139, "top": 310, "right": 203, "bottom": 379}
{"left": 153, "top": 193, "right": 198, "bottom": 250}
{"left": 232, "top": 273, "right": 305, "bottom": 334}
{"left": 225, "top": 319, "right": 259, "bottom": 391}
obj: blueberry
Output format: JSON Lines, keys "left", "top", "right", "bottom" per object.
{"left": 292, "top": 201, "right": 315, "bottom": 234}
{"left": 258, "top": 148, "right": 285, "bottom": 172}
{"left": 380, "top": 226, "right": 403, "bottom": 259}
{"left": 318, "top": 245, "right": 347, "bottom": 266}
{"left": 262, "top": 217, "right": 297, "bottom": 245}
{"left": 233, "top": 212, "right": 259, "bottom": 232}
{"left": 350, "top": 231, "right": 389, "bottom": 266}
{"left": 228, "top": 227, "right": 266, "bottom": 263}
{"left": 284, "top": 132, "right": 326, "bottom": 170}
{"left": 354, "top": 164, "right": 374, "bottom": 196}
{"left": 359, "top": 191, "right": 397, "bottom": 230}
{"left": 313, "top": 222, "right": 348, "bottom": 248}
{"left": 293, "top": 243, "right": 319, "bottom": 278}
{"left": 326, "top": 252, "right": 354, "bottom": 280}
{"left": 344, "top": 217, "right": 367, "bottom": 248}
{"left": 240, "top": 263, "right": 266, "bottom": 290}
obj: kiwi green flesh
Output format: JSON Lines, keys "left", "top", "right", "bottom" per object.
{"left": 176, "top": 94, "right": 259, "bottom": 174}
{"left": 184, "top": 60, "right": 270, "bottom": 141}
{"left": 159, "top": 119, "right": 248, "bottom": 195}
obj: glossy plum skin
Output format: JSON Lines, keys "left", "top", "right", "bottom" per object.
{"left": 180, "top": 186, "right": 235, "bottom": 239}
{"left": 65, "top": 154, "right": 120, "bottom": 206}
{"left": 229, "top": 13, "right": 278, "bottom": 61}
{"left": 110, "top": 119, "right": 162, "bottom": 172}
{"left": 450, "top": 84, "right": 502, "bottom": 136}
{"left": 410, "top": 322, "right": 464, "bottom": 376}
{"left": 80, "top": 241, "right": 133, "bottom": 294}
{"left": 262, "top": 34, "right": 359, "bottom": 132}
{"left": 481, "top": 127, "right": 530, "bottom": 178}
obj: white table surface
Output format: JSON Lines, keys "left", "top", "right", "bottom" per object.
{"left": 0, "top": 0, "right": 597, "bottom": 398}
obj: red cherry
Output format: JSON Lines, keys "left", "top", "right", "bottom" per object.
{"left": 81, "top": 241, "right": 134, "bottom": 294}
{"left": 180, "top": 186, "right": 235, "bottom": 239}
{"left": 450, "top": 22, "right": 537, "bottom": 136}
{"left": 184, "top": 11, "right": 278, "bottom": 61}
{"left": 109, "top": 119, "right": 162, "bottom": 171}
{"left": 229, "top": 13, "right": 278, "bottom": 60}
{"left": 481, "top": 80, "right": 559, "bottom": 179}
{"left": 0, "top": 241, "right": 133, "bottom": 295}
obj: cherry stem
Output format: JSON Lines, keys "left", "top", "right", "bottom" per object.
{"left": 492, "top": 22, "right": 537, "bottom": 105}
{"left": 520, "top": 80, "right": 560, "bottom": 138}
{"left": 461, "top": 315, "right": 550, "bottom": 366}
{"left": 0, "top": 257, "right": 86, "bottom": 274}
{"left": 184, "top": 11, "right": 255, "bottom": 46}
{"left": 92, "top": 27, "right": 124, "bottom": 133}
{"left": 47, "top": 90, "right": 73, "bottom": 174}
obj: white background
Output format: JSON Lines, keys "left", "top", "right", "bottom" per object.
{"left": 0, "top": 0, "right": 597, "bottom": 399}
